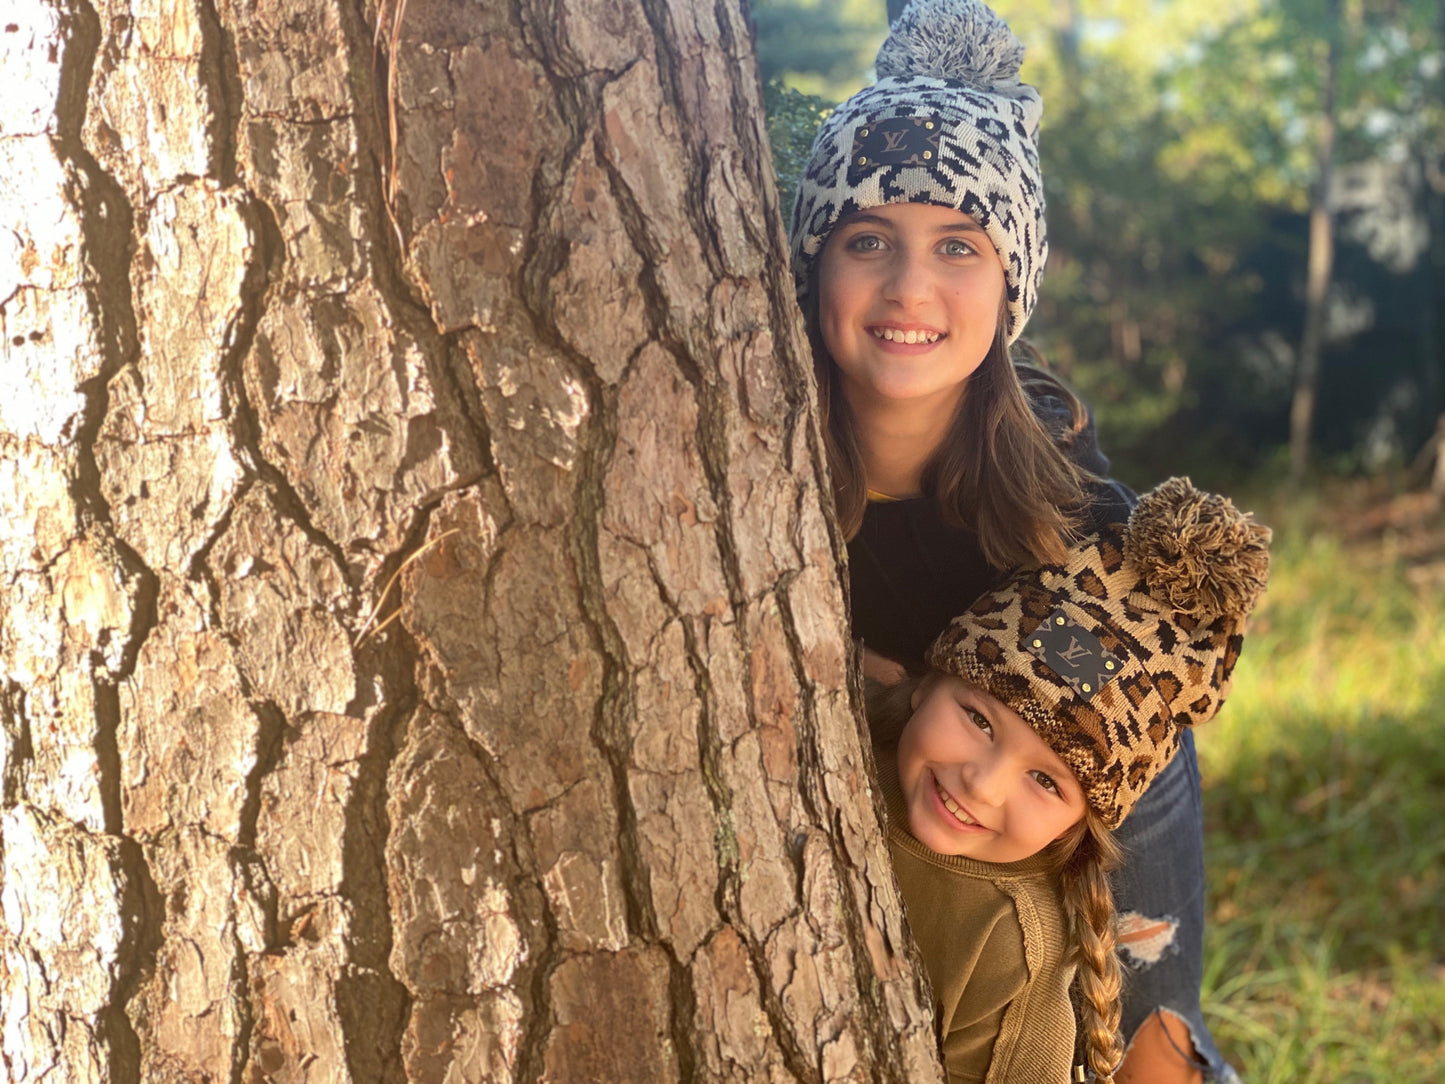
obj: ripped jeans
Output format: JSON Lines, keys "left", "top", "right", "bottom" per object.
{"left": 1111, "top": 730, "right": 1240, "bottom": 1082}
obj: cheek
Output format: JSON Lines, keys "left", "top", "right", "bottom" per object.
{"left": 1008, "top": 788, "right": 1072, "bottom": 834}
{"left": 816, "top": 268, "right": 853, "bottom": 344}
{"left": 895, "top": 716, "right": 944, "bottom": 784}
{"left": 894, "top": 723, "right": 923, "bottom": 779}
{"left": 1044, "top": 806, "right": 1085, "bottom": 843}
{"left": 948, "top": 281, "right": 1003, "bottom": 334}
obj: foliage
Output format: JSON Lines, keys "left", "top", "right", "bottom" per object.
{"left": 751, "top": 0, "right": 888, "bottom": 98}
{"left": 1196, "top": 483, "right": 1445, "bottom": 1081}
{"left": 762, "top": 79, "right": 834, "bottom": 212}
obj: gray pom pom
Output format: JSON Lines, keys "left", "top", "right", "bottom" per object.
{"left": 875, "top": 0, "right": 1025, "bottom": 89}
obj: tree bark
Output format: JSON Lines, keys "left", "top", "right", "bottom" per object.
{"left": 0, "top": 2, "right": 942, "bottom": 1082}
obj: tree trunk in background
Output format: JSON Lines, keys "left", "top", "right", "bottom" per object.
{"left": 1421, "top": 1, "right": 1445, "bottom": 480}
{"left": 1289, "top": 1, "right": 1341, "bottom": 482}
{"left": 0, "top": 2, "right": 942, "bottom": 1083}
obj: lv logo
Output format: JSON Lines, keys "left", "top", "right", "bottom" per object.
{"left": 848, "top": 115, "right": 945, "bottom": 181}
{"left": 1025, "top": 608, "right": 1124, "bottom": 702}
{"left": 1057, "top": 637, "right": 1092, "bottom": 668}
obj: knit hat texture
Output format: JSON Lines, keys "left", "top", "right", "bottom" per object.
{"left": 788, "top": 0, "right": 1047, "bottom": 342}
{"left": 927, "top": 478, "right": 1272, "bottom": 829}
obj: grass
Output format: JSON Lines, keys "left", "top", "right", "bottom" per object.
{"left": 1195, "top": 482, "right": 1445, "bottom": 1082}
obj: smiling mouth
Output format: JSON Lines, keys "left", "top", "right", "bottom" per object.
{"left": 871, "top": 327, "right": 943, "bottom": 344}
{"left": 933, "top": 776, "right": 981, "bottom": 827}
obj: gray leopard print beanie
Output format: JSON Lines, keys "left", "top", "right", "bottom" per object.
{"left": 788, "top": 0, "right": 1046, "bottom": 342}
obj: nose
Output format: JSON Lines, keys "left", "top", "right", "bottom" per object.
{"left": 960, "top": 753, "right": 1008, "bottom": 808}
{"left": 880, "top": 248, "right": 931, "bottom": 308}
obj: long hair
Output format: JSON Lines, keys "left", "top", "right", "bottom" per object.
{"left": 1048, "top": 814, "right": 1126, "bottom": 1084}
{"left": 805, "top": 277, "right": 1091, "bottom": 568}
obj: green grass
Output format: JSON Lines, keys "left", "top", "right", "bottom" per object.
{"left": 1195, "top": 486, "right": 1445, "bottom": 1082}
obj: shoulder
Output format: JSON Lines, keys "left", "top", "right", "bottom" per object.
{"left": 886, "top": 844, "right": 1034, "bottom": 985}
{"left": 1081, "top": 474, "right": 1136, "bottom": 530}
{"left": 935, "top": 910, "right": 1029, "bottom": 1084}
{"left": 1026, "top": 382, "right": 1108, "bottom": 474}
{"left": 1020, "top": 371, "right": 1138, "bottom": 529}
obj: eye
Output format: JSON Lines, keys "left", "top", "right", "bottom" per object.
{"left": 939, "top": 237, "right": 977, "bottom": 258}
{"left": 845, "top": 232, "right": 886, "bottom": 253}
{"left": 965, "top": 707, "right": 993, "bottom": 737}
{"left": 1030, "top": 770, "right": 1061, "bottom": 795}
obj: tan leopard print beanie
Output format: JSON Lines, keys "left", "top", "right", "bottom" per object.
{"left": 927, "top": 477, "right": 1272, "bottom": 829}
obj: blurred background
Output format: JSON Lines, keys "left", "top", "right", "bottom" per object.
{"left": 753, "top": 1, "right": 1444, "bottom": 1079}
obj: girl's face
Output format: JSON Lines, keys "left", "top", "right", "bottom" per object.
{"left": 816, "top": 202, "right": 1005, "bottom": 415}
{"left": 897, "top": 673, "right": 1086, "bottom": 864}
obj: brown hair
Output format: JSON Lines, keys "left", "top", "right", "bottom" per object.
{"left": 806, "top": 277, "right": 1091, "bottom": 568}
{"left": 865, "top": 674, "right": 1126, "bottom": 1082}
{"left": 863, "top": 674, "right": 918, "bottom": 748}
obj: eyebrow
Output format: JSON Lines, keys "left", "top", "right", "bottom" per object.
{"left": 840, "top": 211, "right": 988, "bottom": 235}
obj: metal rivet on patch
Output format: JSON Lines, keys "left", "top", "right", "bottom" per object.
{"left": 1082, "top": 683, "right": 1092, "bottom": 692}
{"left": 923, "top": 151, "right": 933, "bottom": 160}
{"left": 860, "top": 128, "right": 869, "bottom": 137}
{"left": 1032, "top": 639, "right": 1042, "bottom": 648}
{"left": 1056, "top": 616, "right": 1065, "bottom": 625}
{"left": 925, "top": 121, "right": 935, "bottom": 129}
{"left": 857, "top": 156, "right": 868, "bottom": 165}
{"left": 1106, "top": 661, "right": 1115, "bottom": 670}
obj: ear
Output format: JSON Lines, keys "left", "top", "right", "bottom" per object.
{"left": 910, "top": 676, "right": 930, "bottom": 711}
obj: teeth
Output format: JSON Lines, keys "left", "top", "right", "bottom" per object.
{"left": 872, "top": 327, "right": 941, "bottom": 344}
{"left": 935, "top": 780, "right": 977, "bottom": 826}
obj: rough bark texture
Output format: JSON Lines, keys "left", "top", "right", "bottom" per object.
{"left": 0, "top": 1, "right": 943, "bottom": 1082}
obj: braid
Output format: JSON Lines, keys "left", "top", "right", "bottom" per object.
{"left": 1051, "top": 814, "right": 1125, "bottom": 1082}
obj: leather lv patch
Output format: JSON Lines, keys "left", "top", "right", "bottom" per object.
{"left": 848, "top": 116, "right": 944, "bottom": 182}
{"left": 1024, "top": 609, "right": 1123, "bottom": 702}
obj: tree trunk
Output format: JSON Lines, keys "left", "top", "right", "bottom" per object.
{"left": 1289, "top": 1, "right": 1341, "bottom": 482}
{"left": 0, "top": 2, "right": 943, "bottom": 1082}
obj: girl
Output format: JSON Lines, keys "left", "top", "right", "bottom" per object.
{"left": 787, "top": 1, "right": 1240, "bottom": 1079}
{"left": 868, "top": 478, "right": 1270, "bottom": 1083}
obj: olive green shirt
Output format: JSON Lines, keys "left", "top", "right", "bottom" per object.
{"left": 879, "top": 755, "right": 1078, "bottom": 1084}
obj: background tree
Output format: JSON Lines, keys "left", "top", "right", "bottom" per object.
{"left": 752, "top": 0, "right": 888, "bottom": 94}
{"left": 1289, "top": 0, "right": 1344, "bottom": 480}
{"left": 0, "top": 2, "right": 944, "bottom": 1082}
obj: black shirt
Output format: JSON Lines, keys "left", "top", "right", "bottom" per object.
{"left": 846, "top": 399, "right": 1136, "bottom": 668}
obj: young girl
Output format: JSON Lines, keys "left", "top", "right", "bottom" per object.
{"left": 869, "top": 478, "right": 1270, "bottom": 1083}
{"left": 788, "top": 1, "right": 1237, "bottom": 1079}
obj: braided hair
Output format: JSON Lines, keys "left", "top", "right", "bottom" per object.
{"left": 1049, "top": 815, "right": 1125, "bottom": 1083}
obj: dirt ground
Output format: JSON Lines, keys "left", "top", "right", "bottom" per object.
{"left": 1336, "top": 480, "right": 1445, "bottom": 590}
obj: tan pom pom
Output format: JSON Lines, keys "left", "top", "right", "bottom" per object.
{"left": 1125, "top": 477, "right": 1272, "bottom": 619}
